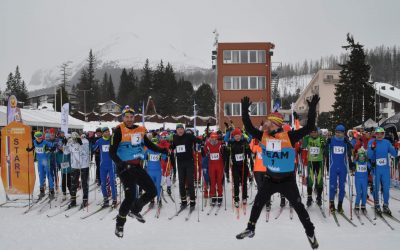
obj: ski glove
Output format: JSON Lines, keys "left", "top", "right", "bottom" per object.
{"left": 241, "top": 96, "right": 252, "bottom": 114}
{"left": 306, "top": 95, "right": 320, "bottom": 109}
{"left": 76, "top": 138, "right": 83, "bottom": 145}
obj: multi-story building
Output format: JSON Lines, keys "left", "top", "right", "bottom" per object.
{"left": 215, "top": 42, "right": 275, "bottom": 129}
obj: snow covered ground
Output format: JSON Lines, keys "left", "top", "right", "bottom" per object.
{"left": 1, "top": 165, "right": 400, "bottom": 250}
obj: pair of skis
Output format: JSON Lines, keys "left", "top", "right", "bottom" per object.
{"left": 168, "top": 206, "right": 195, "bottom": 221}
{"left": 331, "top": 211, "right": 357, "bottom": 227}
{"left": 206, "top": 204, "right": 222, "bottom": 216}
{"left": 272, "top": 206, "right": 294, "bottom": 221}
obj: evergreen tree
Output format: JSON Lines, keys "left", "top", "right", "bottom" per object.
{"left": 175, "top": 78, "right": 194, "bottom": 115}
{"left": 137, "top": 59, "right": 153, "bottom": 105}
{"left": 76, "top": 68, "right": 89, "bottom": 112}
{"left": 99, "top": 72, "right": 108, "bottom": 102}
{"left": 332, "top": 33, "right": 374, "bottom": 129}
{"left": 117, "top": 68, "right": 137, "bottom": 107}
{"left": 5, "top": 67, "right": 28, "bottom": 104}
{"left": 19, "top": 80, "right": 29, "bottom": 103}
{"left": 107, "top": 74, "right": 116, "bottom": 101}
{"left": 5, "top": 73, "right": 14, "bottom": 94}
{"left": 195, "top": 83, "right": 215, "bottom": 117}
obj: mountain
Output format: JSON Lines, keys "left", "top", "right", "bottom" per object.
{"left": 28, "top": 32, "right": 210, "bottom": 90}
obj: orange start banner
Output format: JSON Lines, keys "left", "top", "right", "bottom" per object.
{"left": 1, "top": 121, "right": 35, "bottom": 195}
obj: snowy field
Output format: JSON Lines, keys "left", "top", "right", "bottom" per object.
{"left": 1, "top": 165, "right": 400, "bottom": 250}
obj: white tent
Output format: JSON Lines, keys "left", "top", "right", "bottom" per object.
{"left": 355, "top": 118, "right": 378, "bottom": 129}
{"left": 0, "top": 106, "right": 84, "bottom": 130}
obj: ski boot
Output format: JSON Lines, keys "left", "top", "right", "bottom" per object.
{"left": 112, "top": 200, "right": 118, "bottom": 208}
{"left": 211, "top": 197, "right": 217, "bottom": 207}
{"left": 329, "top": 201, "right": 335, "bottom": 212}
{"left": 217, "top": 197, "right": 223, "bottom": 207}
{"left": 115, "top": 215, "right": 126, "bottom": 238}
{"left": 49, "top": 189, "right": 55, "bottom": 200}
{"left": 361, "top": 205, "right": 367, "bottom": 214}
{"left": 80, "top": 199, "right": 89, "bottom": 209}
{"left": 180, "top": 200, "right": 188, "bottom": 210}
{"left": 236, "top": 223, "right": 255, "bottom": 239}
{"left": 68, "top": 199, "right": 77, "bottom": 209}
{"left": 148, "top": 200, "right": 155, "bottom": 209}
{"left": 382, "top": 205, "right": 391, "bottom": 216}
{"left": 38, "top": 188, "right": 46, "bottom": 200}
{"left": 62, "top": 193, "right": 67, "bottom": 201}
{"left": 234, "top": 197, "right": 240, "bottom": 208}
{"left": 306, "top": 196, "right": 313, "bottom": 207}
{"left": 101, "top": 198, "right": 110, "bottom": 208}
{"left": 307, "top": 232, "right": 319, "bottom": 249}
{"left": 354, "top": 205, "right": 360, "bottom": 215}
{"left": 167, "top": 186, "right": 172, "bottom": 196}
{"left": 375, "top": 205, "right": 382, "bottom": 216}
{"left": 316, "top": 196, "right": 322, "bottom": 207}
{"left": 337, "top": 201, "right": 344, "bottom": 214}
{"left": 280, "top": 197, "right": 286, "bottom": 208}
{"left": 190, "top": 200, "right": 196, "bottom": 208}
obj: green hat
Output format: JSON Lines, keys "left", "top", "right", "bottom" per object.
{"left": 34, "top": 131, "right": 43, "bottom": 138}
{"left": 375, "top": 127, "right": 385, "bottom": 133}
{"left": 151, "top": 137, "right": 159, "bottom": 144}
{"left": 176, "top": 123, "right": 184, "bottom": 129}
{"left": 101, "top": 127, "right": 109, "bottom": 133}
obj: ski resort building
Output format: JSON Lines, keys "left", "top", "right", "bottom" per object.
{"left": 215, "top": 42, "right": 275, "bottom": 129}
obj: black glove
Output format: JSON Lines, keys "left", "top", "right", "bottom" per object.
{"left": 350, "top": 162, "right": 356, "bottom": 174}
{"left": 306, "top": 95, "right": 320, "bottom": 110}
{"left": 26, "top": 147, "right": 30, "bottom": 152}
{"left": 224, "top": 122, "right": 229, "bottom": 129}
{"left": 76, "top": 138, "right": 83, "bottom": 145}
{"left": 206, "top": 122, "right": 210, "bottom": 128}
{"left": 241, "top": 96, "right": 252, "bottom": 114}
{"left": 62, "top": 138, "right": 68, "bottom": 145}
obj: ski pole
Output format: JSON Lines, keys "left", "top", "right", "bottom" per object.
{"left": 223, "top": 172, "right": 227, "bottom": 211}
{"left": 196, "top": 149, "right": 200, "bottom": 222}
{"left": 27, "top": 144, "right": 31, "bottom": 208}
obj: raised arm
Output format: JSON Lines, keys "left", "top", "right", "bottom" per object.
{"left": 241, "top": 96, "right": 263, "bottom": 141}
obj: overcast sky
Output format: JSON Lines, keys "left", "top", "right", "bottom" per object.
{"left": 1, "top": 0, "right": 399, "bottom": 90}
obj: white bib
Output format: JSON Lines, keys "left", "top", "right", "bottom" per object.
{"left": 333, "top": 146, "right": 345, "bottom": 154}
{"left": 60, "top": 162, "right": 70, "bottom": 169}
{"left": 266, "top": 139, "right": 282, "bottom": 152}
{"left": 235, "top": 153, "right": 244, "bottom": 162}
{"left": 35, "top": 147, "right": 44, "bottom": 154}
{"left": 257, "top": 152, "right": 263, "bottom": 160}
{"left": 176, "top": 145, "right": 186, "bottom": 153}
{"left": 131, "top": 133, "right": 142, "bottom": 146}
{"left": 210, "top": 153, "right": 220, "bottom": 160}
{"left": 309, "top": 147, "right": 320, "bottom": 155}
{"left": 102, "top": 145, "right": 110, "bottom": 152}
{"left": 376, "top": 158, "right": 387, "bottom": 166}
{"left": 357, "top": 164, "right": 367, "bottom": 173}
{"left": 149, "top": 154, "right": 160, "bottom": 161}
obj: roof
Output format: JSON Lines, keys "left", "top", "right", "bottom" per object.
{"left": 0, "top": 106, "right": 84, "bottom": 129}
{"left": 28, "top": 86, "right": 57, "bottom": 99}
{"left": 374, "top": 82, "right": 400, "bottom": 104}
{"left": 97, "top": 100, "right": 121, "bottom": 107}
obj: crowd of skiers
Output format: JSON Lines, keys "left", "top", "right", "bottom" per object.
{"left": 25, "top": 101, "right": 400, "bottom": 249}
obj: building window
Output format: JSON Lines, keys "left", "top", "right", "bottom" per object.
{"left": 224, "top": 103, "right": 241, "bottom": 116}
{"left": 223, "top": 76, "right": 267, "bottom": 90}
{"left": 223, "top": 50, "right": 232, "bottom": 63}
{"left": 223, "top": 50, "right": 267, "bottom": 64}
{"left": 223, "top": 76, "right": 232, "bottom": 90}
{"left": 249, "top": 51, "right": 257, "bottom": 63}
{"left": 249, "top": 102, "right": 267, "bottom": 116}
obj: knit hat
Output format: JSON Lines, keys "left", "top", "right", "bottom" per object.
{"left": 231, "top": 128, "right": 242, "bottom": 137}
{"left": 375, "top": 127, "right": 385, "bottom": 133}
{"left": 210, "top": 132, "right": 218, "bottom": 139}
{"left": 101, "top": 127, "right": 109, "bottom": 133}
{"left": 176, "top": 123, "right": 184, "bottom": 129}
{"left": 335, "top": 124, "right": 345, "bottom": 132}
{"left": 121, "top": 105, "right": 135, "bottom": 116}
{"left": 266, "top": 112, "right": 284, "bottom": 127}
{"left": 34, "top": 131, "right": 43, "bottom": 138}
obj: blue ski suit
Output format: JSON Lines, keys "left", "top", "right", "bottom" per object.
{"left": 327, "top": 136, "right": 352, "bottom": 202}
{"left": 354, "top": 160, "right": 369, "bottom": 206}
{"left": 367, "top": 138, "right": 397, "bottom": 206}
{"left": 33, "top": 140, "right": 55, "bottom": 190}
{"left": 93, "top": 137, "right": 117, "bottom": 201}
{"left": 145, "top": 149, "right": 167, "bottom": 199}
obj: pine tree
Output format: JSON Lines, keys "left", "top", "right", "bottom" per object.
{"left": 54, "top": 86, "right": 70, "bottom": 112}
{"left": 107, "top": 74, "right": 116, "bottom": 101}
{"left": 137, "top": 59, "right": 153, "bottom": 105}
{"left": 117, "top": 68, "right": 137, "bottom": 107}
{"left": 19, "top": 80, "right": 29, "bottom": 103}
{"left": 5, "top": 73, "right": 13, "bottom": 94}
{"left": 5, "top": 67, "right": 28, "bottom": 104}
{"left": 195, "top": 83, "right": 215, "bottom": 117}
{"left": 76, "top": 68, "right": 89, "bottom": 112}
{"left": 99, "top": 72, "right": 108, "bottom": 102}
{"left": 175, "top": 78, "right": 194, "bottom": 115}
{"left": 332, "top": 33, "right": 374, "bottom": 129}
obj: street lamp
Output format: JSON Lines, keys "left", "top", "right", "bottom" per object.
{"left": 76, "top": 88, "right": 93, "bottom": 121}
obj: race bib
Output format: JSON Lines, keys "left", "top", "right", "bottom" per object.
{"left": 357, "top": 164, "right": 367, "bottom": 173}
{"left": 149, "top": 154, "right": 160, "bottom": 161}
{"left": 266, "top": 139, "right": 282, "bottom": 152}
{"left": 333, "top": 146, "right": 345, "bottom": 154}
{"left": 131, "top": 133, "right": 142, "bottom": 146}
{"left": 376, "top": 158, "right": 387, "bottom": 166}
{"left": 235, "top": 153, "right": 244, "bottom": 162}
{"left": 102, "top": 145, "right": 110, "bottom": 152}
{"left": 176, "top": 145, "right": 186, "bottom": 153}
{"left": 60, "top": 162, "right": 70, "bottom": 169}
{"left": 210, "top": 153, "right": 220, "bottom": 160}
{"left": 257, "top": 152, "right": 263, "bottom": 160}
{"left": 309, "top": 147, "right": 320, "bottom": 155}
{"left": 35, "top": 147, "right": 44, "bottom": 154}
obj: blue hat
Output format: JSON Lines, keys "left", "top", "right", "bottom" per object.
{"left": 101, "top": 127, "right": 109, "bottom": 132}
{"left": 335, "top": 125, "right": 345, "bottom": 132}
